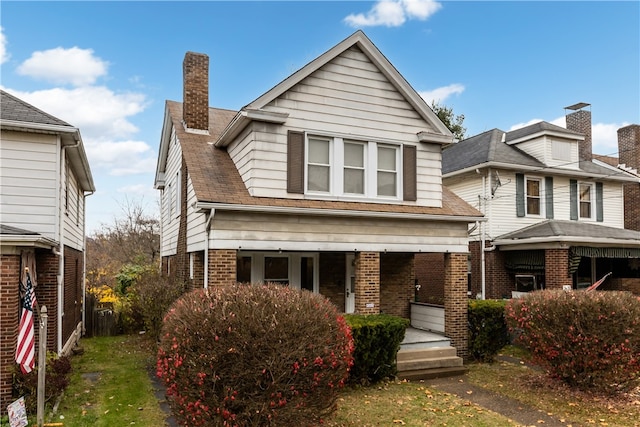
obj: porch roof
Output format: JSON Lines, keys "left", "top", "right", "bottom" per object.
{"left": 493, "top": 220, "right": 640, "bottom": 250}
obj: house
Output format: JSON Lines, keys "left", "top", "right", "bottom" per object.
{"left": 430, "top": 103, "right": 640, "bottom": 300}
{"left": 154, "top": 31, "right": 484, "bottom": 361}
{"left": 0, "top": 90, "right": 95, "bottom": 408}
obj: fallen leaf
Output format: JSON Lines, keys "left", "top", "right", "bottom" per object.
{"left": 392, "top": 420, "right": 405, "bottom": 425}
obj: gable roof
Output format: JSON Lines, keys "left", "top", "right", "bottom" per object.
{"left": 442, "top": 121, "right": 638, "bottom": 182}
{"left": 163, "top": 101, "right": 482, "bottom": 221}
{"left": 493, "top": 219, "right": 640, "bottom": 249}
{"left": 215, "top": 30, "right": 453, "bottom": 147}
{"left": 0, "top": 90, "right": 95, "bottom": 192}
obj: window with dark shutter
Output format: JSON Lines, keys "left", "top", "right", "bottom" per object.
{"left": 570, "top": 179, "right": 578, "bottom": 220}
{"left": 287, "top": 130, "right": 305, "bottom": 194}
{"left": 515, "top": 173, "right": 525, "bottom": 217}
{"left": 545, "top": 176, "right": 554, "bottom": 219}
{"left": 403, "top": 145, "right": 417, "bottom": 201}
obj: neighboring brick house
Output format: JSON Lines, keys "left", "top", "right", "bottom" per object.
{"left": 0, "top": 90, "right": 95, "bottom": 409}
{"left": 154, "top": 31, "right": 483, "bottom": 358}
{"left": 427, "top": 103, "right": 640, "bottom": 299}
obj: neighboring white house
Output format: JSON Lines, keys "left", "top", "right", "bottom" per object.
{"left": 154, "top": 31, "right": 484, "bottom": 358}
{"left": 0, "top": 90, "right": 95, "bottom": 409}
{"left": 436, "top": 104, "right": 640, "bottom": 299}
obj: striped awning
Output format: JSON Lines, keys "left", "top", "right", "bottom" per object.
{"left": 504, "top": 250, "right": 545, "bottom": 271}
{"left": 570, "top": 246, "right": 640, "bottom": 259}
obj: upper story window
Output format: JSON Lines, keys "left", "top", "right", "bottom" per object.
{"left": 526, "top": 177, "right": 541, "bottom": 215}
{"left": 305, "top": 135, "right": 401, "bottom": 200}
{"left": 579, "top": 182, "right": 592, "bottom": 219}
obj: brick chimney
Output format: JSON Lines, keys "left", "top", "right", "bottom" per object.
{"left": 565, "top": 103, "right": 592, "bottom": 161}
{"left": 183, "top": 52, "right": 209, "bottom": 132}
{"left": 618, "top": 124, "right": 640, "bottom": 231}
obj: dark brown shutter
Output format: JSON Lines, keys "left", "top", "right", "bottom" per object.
{"left": 287, "top": 130, "right": 305, "bottom": 194}
{"left": 516, "top": 173, "right": 525, "bottom": 217}
{"left": 403, "top": 145, "right": 417, "bottom": 201}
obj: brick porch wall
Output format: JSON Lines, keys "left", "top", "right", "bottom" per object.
{"left": 380, "top": 253, "right": 414, "bottom": 318}
{"left": 414, "top": 253, "right": 444, "bottom": 304}
{"left": 354, "top": 252, "right": 380, "bottom": 314}
{"left": 444, "top": 252, "right": 468, "bottom": 358}
{"left": 0, "top": 254, "right": 20, "bottom": 410}
{"left": 36, "top": 249, "right": 59, "bottom": 353}
{"left": 208, "top": 249, "right": 237, "bottom": 288}
{"left": 545, "top": 248, "right": 572, "bottom": 290}
{"left": 319, "top": 252, "right": 346, "bottom": 312}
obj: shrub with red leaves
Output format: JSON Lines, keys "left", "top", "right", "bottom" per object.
{"left": 157, "top": 284, "right": 354, "bottom": 426}
{"left": 506, "top": 290, "right": 640, "bottom": 395}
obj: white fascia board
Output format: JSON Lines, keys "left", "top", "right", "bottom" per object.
{"left": 209, "top": 238, "right": 470, "bottom": 254}
{"left": 0, "top": 119, "right": 78, "bottom": 135}
{"left": 214, "top": 110, "right": 289, "bottom": 148}
{"left": 195, "top": 201, "right": 485, "bottom": 223}
{"left": 417, "top": 131, "right": 454, "bottom": 145}
{"left": 0, "top": 235, "right": 58, "bottom": 249}
{"left": 155, "top": 107, "right": 174, "bottom": 184}
{"left": 494, "top": 236, "right": 640, "bottom": 249}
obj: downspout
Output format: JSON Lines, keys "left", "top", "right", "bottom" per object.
{"left": 58, "top": 139, "right": 80, "bottom": 354}
{"left": 203, "top": 209, "right": 215, "bottom": 289}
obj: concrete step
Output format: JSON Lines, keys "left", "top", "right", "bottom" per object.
{"left": 397, "top": 366, "right": 467, "bottom": 381}
{"left": 400, "top": 340, "right": 451, "bottom": 350}
{"left": 397, "top": 346, "right": 458, "bottom": 362}
{"left": 397, "top": 356, "right": 463, "bottom": 372}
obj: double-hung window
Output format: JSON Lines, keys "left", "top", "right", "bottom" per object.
{"left": 377, "top": 145, "right": 398, "bottom": 197}
{"left": 525, "top": 177, "right": 541, "bottom": 215}
{"left": 579, "top": 183, "right": 592, "bottom": 219}
{"left": 307, "top": 137, "right": 331, "bottom": 193}
{"left": 343, "top": 141, "right": 365, "bottom": 195}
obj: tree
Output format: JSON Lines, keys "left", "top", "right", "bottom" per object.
{"left": 431, "top": 101, "right": 467, "bottom": 142}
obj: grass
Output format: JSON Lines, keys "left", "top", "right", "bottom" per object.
{"left": 52, "top": 334, "right": 167, "bottom": 426}
{"left": 48, "top": 337, "right": 640, "bottom": 427}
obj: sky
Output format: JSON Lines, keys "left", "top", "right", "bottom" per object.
{"left": 1, "top": 1, "right": 639, "bottom": 234}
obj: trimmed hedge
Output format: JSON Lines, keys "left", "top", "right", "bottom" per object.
{"left": 157, "top": 285, "right": 353, "bottom": 426}
{"left": 344, "top": 314, "right": 409, "bottom": 384}
{"left": 506, "top": 290, "right": 640, "bottom": 394}
{"left": 468, "top": 299, "right": 509, "bottom": 362}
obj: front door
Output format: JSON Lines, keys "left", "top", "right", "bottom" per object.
{"left": 345, "top": 254, "right": 355, "bottom": 313}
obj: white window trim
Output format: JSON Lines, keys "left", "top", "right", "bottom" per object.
{"left": 238, "top": 252, "right": 319, "bottom": 293}
{"left": 525, "top": 176, "right": 543, "bottom": 217}
{"left": 305, "top": 134, "right": 402, "bottom": 202}
{"left": 578, "top": 181, "right": 594, "bottom": 220}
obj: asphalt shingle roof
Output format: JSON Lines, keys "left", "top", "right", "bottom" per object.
{"left": 0, "top": 90, "right": 71, "bottom": 127}
{"left": 167, "top": 100, "right": 482, "bottom": 218}
{"left": 495, "top": 219, "right": 640, "bottom": 242}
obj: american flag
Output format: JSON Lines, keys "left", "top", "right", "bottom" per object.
{"left": 16, "top": 269, "right": 37, "bottom": 374}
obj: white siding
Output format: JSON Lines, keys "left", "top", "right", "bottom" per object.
{"left": 514, "top": 138, "right": 546, "bottom": 163}
{"left": 160, "top": 128, "right": 181, "bottom": 257}
{"left": 209, "top": 211, "right": 469, "bottom": 253}
{"left": 185, "top": 174, "right": 207, "bottom": 252}
{"left": 226, "top": 46, "right": 442, "bottom": 207}
{"left": 0, "top": 131, "right": 59, "bottom": 239}
{"left": 62, "top": 164, "right": 85, "bottom": 250}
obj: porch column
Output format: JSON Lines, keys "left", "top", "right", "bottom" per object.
{"left": 545, "top": 248, "right": 572, "bottom": 290}
{"left": 444, "top": 252, "right": 468, "bottom": 358}
{"left": 208, "top": 249, "right": 237, "bottom": 287}
{"left": 355, "top": 252, "right": 380, "bottom": 314}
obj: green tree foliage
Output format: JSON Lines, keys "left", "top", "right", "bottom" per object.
{"left": 431, "top": 101, "right": 467, "bottom": 141}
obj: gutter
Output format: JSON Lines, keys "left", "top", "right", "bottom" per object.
{"left": 194, "top": 201, "right": 485, "bottom": 223}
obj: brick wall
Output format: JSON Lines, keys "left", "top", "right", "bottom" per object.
{"left": 36, "top": 249, "right": 59, "bottom": 353}
{"left": 414, "top": 253, "right": 444, "bottom": 304}
{"left": 618, "top": 124, "right": 640, "bottom": 231}
{"left": 545, "top": 248, "right": 572, "bottom": 290}
{"left": 566, "top": 109, "right": 592, "bottom": 161}
{"left": 208, "top": 249, "right": 237, "bottom": 287}
{"left": 318, "top": 252, "right": 346, "bottom": 312}
{"left": 0, "top": 254, "right": 20, "bottom": 409}
{"left": 443, "top": 252, "right": 468, "bottom": 358}
{"left": 604, "top": 277, "right": 640, "bottom": 295}
{"left": 485, "top": 249, "right": 512, "bottom": 299}
{"left": 188, "top": 251, "right": 205, "bottom": 289}
{"left": 176, "top": 159, "right": 190, "bottom": 288}
{"left": 354, "top": 252, "right": 380, "bottom": 314}
{"left": 380, "top": 253, "right": 414, "bottom": 318}
{"left": 183, "top": 52, "right": 209, "bottom": 131}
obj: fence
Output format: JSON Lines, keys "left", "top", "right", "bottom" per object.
{"left": 84, "top": 293, "right": 118, "bottom": 337}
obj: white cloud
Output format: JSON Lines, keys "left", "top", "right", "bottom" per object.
{"left": 345, "top": 0, "right": 441, "bottom": 27}
{"left": 17, "top": 47, "right": 108, "bottom": 86}
{"left": 418, "top": 83, "right": 465, "bottom": 105}
{"left": 117, "top": 183, "right": 156, "bottom": 196}
{"left": 84, "top": 140, "right": 156, "bottom": 176}
{"left": 0, "top": 27, "right": 9, "bottom": 64}
{"left": 4, "top": 86, "right": 147, "bottom": 140}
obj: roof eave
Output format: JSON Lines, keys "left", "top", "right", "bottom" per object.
{"left": 494, "top": 236, "right": 640, "bottom": 249}
{"left": 214, "top": 110, "right": 289, "bottom": 148}
{"left": 506, "top": 129, "right": 584, "bottom": 145}
{"left": 0, "top": 235, "right": 58, "bottom": 249}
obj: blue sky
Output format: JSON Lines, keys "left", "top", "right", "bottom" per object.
{"left": 2, "top": 1, "right": 638, "bottom": 234}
